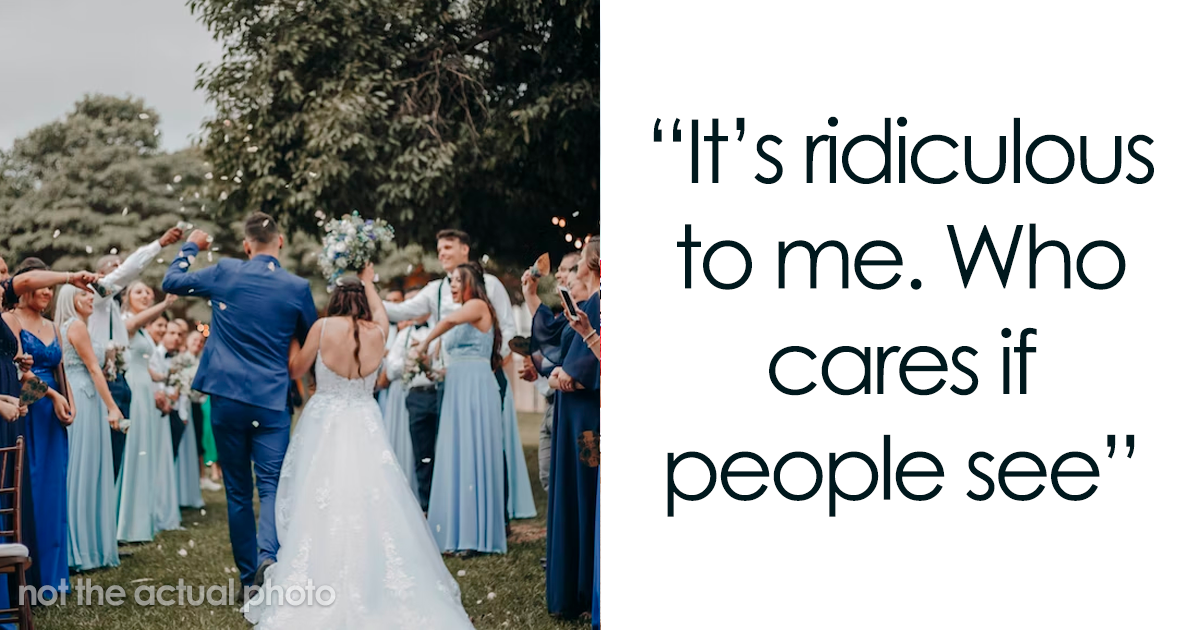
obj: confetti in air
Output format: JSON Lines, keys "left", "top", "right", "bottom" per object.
{"left": 247, "top": 146, "right": 259, "bottom": 153}
{"left": 85, "top": 246, "right": 93, "bottom": 254}
{"left": 52, "top": 229, "right": 60, "bottom": 238}
{"left": 122, "top": 207, "right": 129, "bottom": 216}
{"left": 110, "top": 248, "right": 118, "bottom": 255}
{"left": 138, "top": 113, "right": 150, "bottom": 120}
{"left": 173, "top": 175, "right": 182, "bottom": 183}
{"left": 457, "top": 570, "right": 466, "bottom": 577}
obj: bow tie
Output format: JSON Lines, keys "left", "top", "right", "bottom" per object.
{"left": 413, "top": 322, "right": 429, "bottom": 330}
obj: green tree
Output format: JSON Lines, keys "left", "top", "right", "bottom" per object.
{"left": 187, "top": 0, "right": 599, "bottom": 266}
{"left": 0, "top": 94, "right": 236, "bottom": 321}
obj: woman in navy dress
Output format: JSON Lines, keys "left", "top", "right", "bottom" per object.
{"left": 529, "top": 239, "right": 601, "bottom": 619}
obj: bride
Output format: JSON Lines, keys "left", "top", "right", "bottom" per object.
{"left": 243, "top": 264, "right": 474, "bottom": 629}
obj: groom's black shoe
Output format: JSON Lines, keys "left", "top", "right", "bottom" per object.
{"left": 254, "top": 558, "right": 276, "bottom": 590}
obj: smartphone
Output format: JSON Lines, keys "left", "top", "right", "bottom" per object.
{"left": 88, "top": 282, "right": 110, "bottom": 298}
{"left": 558, "top": 286, "right": 580, "bottom": 321}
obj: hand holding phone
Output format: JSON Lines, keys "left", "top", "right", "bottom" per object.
{"left": 558, "top": 286, "right": 580, "bottom": 321}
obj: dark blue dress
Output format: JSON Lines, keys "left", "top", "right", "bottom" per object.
{"left": 19, "top": 329, "right": 68, "bottom": 592}
{"left": 534, "top": 295, "right": 601, "bottom": 618}
{"left": 0, "top": 281, "right": 20, "bottom": 625}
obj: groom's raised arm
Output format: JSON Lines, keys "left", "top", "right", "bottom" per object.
{"left": 163, "top": 241, "right": 221, "bottom": 297}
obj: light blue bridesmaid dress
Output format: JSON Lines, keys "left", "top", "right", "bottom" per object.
{"left": 501, "top": 381, "right": 536, "bottom": 519}
{"left": 116, "top": 328, "right": 180, "bottom": 541}
{"left": 61, "top": 319, "right": 119, "bottom": 571}
{"left": 379, "top": 326, "right": 417, "bottom": 496}
{"left": 426, "top": 322, "right": 507, "bottom": 554}
{"left": 176, "top": 404, "right": 204, "bottom": 510}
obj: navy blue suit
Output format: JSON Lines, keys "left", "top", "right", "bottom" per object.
{"left": 163, "top": 242, "right": 317, "bottom": 586}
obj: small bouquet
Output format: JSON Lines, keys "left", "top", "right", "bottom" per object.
{"left": 317, "top": 211, "right": 395, "bottom": 282}
{"left": 400, "top": 345, "right": 440, "bottom": 386}
{"left": 103, "top": 342, "right": 127, "bottom": 382}
{"left": 168, "top": 352, "right": 199, "bottom": 400}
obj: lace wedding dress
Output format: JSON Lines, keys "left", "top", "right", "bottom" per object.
{"left": 244, "top": 322, "right": 475, "bottom": 628}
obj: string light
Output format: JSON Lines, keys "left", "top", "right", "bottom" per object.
{"left": 564, "top": 233, "right": 573, "bottom": 242}
{"left": 574, "top": 239, "right": 582, "bottom": 248}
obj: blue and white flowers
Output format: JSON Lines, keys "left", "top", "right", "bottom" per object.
{"left": 317, "top": 211, "right": 395, "bottom": 282}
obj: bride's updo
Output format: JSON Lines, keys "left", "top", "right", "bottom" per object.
{"left": 327, "top": 276, "right": 372, "bottom": 377}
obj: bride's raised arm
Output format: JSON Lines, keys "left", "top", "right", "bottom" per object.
{"left": 289, "top": 320, "right": 323, "bottom": 379}
{"left": 358, "top": 264, "right": 388, "bottom": 333}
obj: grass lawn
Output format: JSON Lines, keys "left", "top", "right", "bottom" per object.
{"left": 34, "top": 412, "right": 588, "bottom": 630}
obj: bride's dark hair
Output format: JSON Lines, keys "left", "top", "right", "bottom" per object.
{"left": 455, "top": 262, "right": 502, "bottom": 372}
{"left": 326, "top": 276, "right": 372, "bottom": 377}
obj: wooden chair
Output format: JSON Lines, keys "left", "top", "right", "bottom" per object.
{"left": 0, "top": 437, "right": 33, "bottom": 630}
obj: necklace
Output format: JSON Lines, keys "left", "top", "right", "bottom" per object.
{"left": 14, "top": 306, "right": 46, "bottom": 333}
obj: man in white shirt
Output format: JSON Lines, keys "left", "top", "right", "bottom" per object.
{"left": 383, "top": 229, "right": 518, "bottom": 513}
{"left": 380, "top": 285, "right": 437, "bottom": 509}
{"left": 91, "top": 226, "right": 183, "bottom": 478}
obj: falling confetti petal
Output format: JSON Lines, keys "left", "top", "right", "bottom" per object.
{"left": 476, "top": 600, "right": 482, "bottom": 605}
{"left": 481, "top": 254, "right": 490, "bottom": 264}
{"left": 157, "top": 258, "right": 164, "bottom": 264}
{"left": 52, "top": 229, "right": 60, "bottom": 238}
{"left": 236, "top": 170, "right": 243, "bottom": 178}
{"left": 85, "top": 246, "right": 93, "bottom": 254}
{"left": 110, "top": 248, "right": 118, "bottom": 255}
{"left": 251, "top": 420, "right": 259, "bottom": 427}
{"left": 205, "top": 172, "right": 213, "bottom": 179}
{"left": 131, "top": 578, "right": 152, "bottom": 584}
{"left": 218, "top": 302, "right": 227, "bottom": 310}
{"left": 177, "top": 549, "right": 188, "bottom": 557}
{"left": 207, "top": 252, "right": 213, "bottom": 262}
{"left": 262, "top": 219, "right": 270, "bottom": 227}
{"left": 572, "top": 211, "right": 580, "bottom": 217}
{"left": 456, "top": 570, "right": 465, "bottom": 577}
{"left": 421, "top": 457, "right": 431, "bottom": 463}
{"left": 188, "top": 540, "right": 195, "bottom": 548}
{"left": 200, "top": 509, "right": 206, "bottom": 516}
{"left": 122, "top": 207, "right": 129, "bottom": 216}
{"left": 138, "top": 113, "right": 150, "bottom": 120}
{"left": 173, "top": 175, "right": 182, "bottom": 183}
{"left": 487, "top": 592, "right": 496, "bottom": 600}
{"left": 247, "top": 146, "right": 259, "bottom": 153}
{"left": 153, "top": 129, "right": 160, "bottom": 137}
{"left": 156, "top": 545, "right": 162, "bottom": 550}
{"left": 179, "top": 262, "right": 189, "bottom": 269}
{"left": 223, "top": 119, "right": 232, "bottom": 127}
{"left": 267, "top": 262, "right": 276, "bottom": 271}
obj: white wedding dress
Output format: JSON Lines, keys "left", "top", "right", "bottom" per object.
{"left": 244, "top": 324, "right": 475, "bottom": 629}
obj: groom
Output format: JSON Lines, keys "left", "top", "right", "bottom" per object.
{"left": 163, "top": 212, "right": 318, "bottom": 596}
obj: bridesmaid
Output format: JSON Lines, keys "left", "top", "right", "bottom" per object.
{"left": 533, "top": 239, "right": 601, "bottom": 620}
{"left": 378, "top": 320, "right": 418, "bottom": 496}
{"left": 0, "top": 258, "right": 94, "bottom": 614}
{"left": 55, "top": 285, "right": 122, "bottom": 570}
{"left": 11, "top": 259, "right": 76, "bottom": 593}
{"left": 418, "top": 263, "right": 507, "bottom": 555}
{"left": 116, "top": 282, "right": 179, "bottom": 542}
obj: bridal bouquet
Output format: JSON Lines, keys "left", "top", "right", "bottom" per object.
{"left": 317, "top": 211, "right": 395, "bottom": 282}
{"left": 103, "top": 342, "right": 127, "bottom": 382}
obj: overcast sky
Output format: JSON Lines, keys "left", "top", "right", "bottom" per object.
{"left": 0, "top": 0, "right": 222, "bottom": 152}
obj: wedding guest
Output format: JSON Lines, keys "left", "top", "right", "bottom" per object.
{"left": 11, "top": 258, "right": 76, "bottom": 593}
{"left": 567, "top": 294, "right": 602, "bottom": 629}
{"left": 376, "top": 287, "right": 425, "bottom": 499}
{"left": 90, "top": 227, "right": 184, "bottom": 480}
{"left": 0, "top": 258, "right": 94, "bottom": 612}
{"left": 184, "top": 331, "right": 221, "bottom": 492}
{"left": 163, "top": 320, "right": 203, "bottom": 509}
{"left": 116, "top": 282, "right": 179, "bottom": 542}
{"left": 534, "top": 238, "right": 601, "bottom": 620}
{"left": 153, "top": 316, "right": 186, "bottom": 458}
{"left": 417, "top": 263, "right": 508, "bottom": 555}
{"left": 55, "top": 285, "right": 122, "bottom": 571}
{"left": 383, "top": 230, "right": 534, "bottom": 520}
